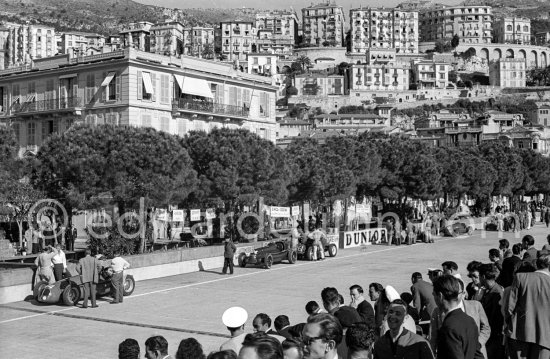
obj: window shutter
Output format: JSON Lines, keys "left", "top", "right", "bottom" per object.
{"left": 116, "top": 73, "right": 121, "bottom": 101}
{"left": 2, "top": 90, "right": 7, "bottom": 112}
{"left": 236, "top": 88, "right": 242, "bottom": 107}
{"left": 151, "top": 72, "right": 157, "bottom": 102}
{"left": 137, "top": 71, "right": 142, "bottom": 100}
{"left": 101, "top": 71, "right": 107, "bottom": 102}
{"left": 217, "top": 84, "right": 224, "bottom": 104}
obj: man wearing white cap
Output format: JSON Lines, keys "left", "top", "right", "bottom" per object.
{"left": 221, "top": 306, "right": 249, "bottom": 354}
{"left": 379, "top": 286, "right": 417, "bottom": 336}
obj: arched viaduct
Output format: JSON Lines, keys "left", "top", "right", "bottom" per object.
{"left": 456, "top": 43, "right": 549, "bottom": 68}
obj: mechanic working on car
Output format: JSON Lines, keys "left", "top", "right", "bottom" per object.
{"left": 110, "top": 251, "right": 130, "bottom": 304}
{"left": 34, "top": 245, "right": 59, "bottom": 285}
{"left": 308, "top": 226, "right": 326, "bottom": 261}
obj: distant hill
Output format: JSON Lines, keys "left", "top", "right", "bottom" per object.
{"left": 0, "top": 0, "right": 256, "bottom": 35}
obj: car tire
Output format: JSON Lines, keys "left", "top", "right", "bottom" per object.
{"left": 33, "top": 280, "right": 49, "bottom": 300}
{"left": 288, "top": 250, "right": 297, "bottom": 264}
{"left": 328, "top": 244, "right": 338, "bottom": 257}
{"left": 238, "top": 253, "right": 247, "bottom": 268}
{"left": 62, "top": 285, "right": 81, "bottom": 306}
{"left": 306, "top": 246, "right": 314, "bottom": 261}
{"left": 467, "top": 227, "right": 474, "bottom": 236}
{"left": 265, "top": 254, "right": 273, "bottom": 269}
{"left": 123, "top": 275, "right": 135, "bottom": 296}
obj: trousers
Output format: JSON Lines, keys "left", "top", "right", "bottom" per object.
{"left": 222, "top": 258, "right": 234, "bottom": 274}
{"left": 82, "top": 282, "right": 97, "bottom": 308}
{"left": 111, "top": 272, "right": 124, "bottom": 303}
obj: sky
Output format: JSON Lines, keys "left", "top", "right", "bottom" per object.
{"left": 135, "top": 0, "right": 461, "bottom": 15}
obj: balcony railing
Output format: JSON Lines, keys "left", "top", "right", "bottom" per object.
{"left": 12, "top": 97, "right": 82, "bottom": 114}
{"left": 445, "top": 126, "right": 482, "bottom": 133}
{"left": 172, "top": 98, "right": 249, "bottom": 118}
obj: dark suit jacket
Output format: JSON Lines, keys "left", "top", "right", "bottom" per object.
{"left": 356, "top": 299, "right": 376, "bottom": 328}
{"left": 480, "top": 283, "right": 504, "bottom": 341}
{"left": 277, "top": 326, "right": 294, "bottom": 341}
{"left": 373, "top": 328, "right": 434, "bottom": 359}
{"left": 411, "top": 279, "right": 437, "bottom": 320}
{"left": 78, "top": 255, "right": 100, "bottom": 284}
{"left": 437, "top": 309, "right": 483, "bottom": 359}
{"left": 498, "top": 255, "right": 522, "bottom": 287}
{"left": 505, "top": 271, "right": 550, "bottom": 350}
{"left": 333, "top": 305, "right": 363, "bottom": 328}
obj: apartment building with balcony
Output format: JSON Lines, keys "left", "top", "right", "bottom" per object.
{"left": 350, "top": 49, "right": 410, "bottom": 91}
{"left": 301, "top": 1, "right": 346, "bottom": 47}
{"left": 493, "top": 18, "right": 531, "bottom": 45}
{"left": 349, "top": 7, "right": 419, "bottom": 54}
{"left": 150, "top": 20, "right": 185, "bottom": 56}
{"left": 57, "top": 32, "right": 106, "bottom": 57}
{"left": 0, "top": 24, "right": 56, "bottom": 70}
{"left": 254, "top": 10, "right": 299, "bottom": 55}
{"left": 489, "top": 58, "right": 526, "bottom": 88}
{"left": 412, "top": 60, "right": 449, "bottom": 89}
{"left": 183, "top": 27, "right": 215, "bottom": 58}
{"left": 219, "top": 21, "right": 255, "bottom": 61}
{"left": 247, "top": 54, "right": 277, "bottom": 76}
{"left": 419, "top": 5, "right": 493, "bottom": 44}
{"left": 0, "top": 48, "right": 278, "bottom": 156}
{"left": 119, "top": 21, "right": 153, "bottom": 52}
{"left": 294, "top": 73, "right": 345, "bottom": 96}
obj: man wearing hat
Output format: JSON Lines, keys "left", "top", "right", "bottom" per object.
{"left": 222, "top": 236, "right": 237, "bottom": 275}
{"left": 220, "top": 306, "right": 249, "bottom": 354}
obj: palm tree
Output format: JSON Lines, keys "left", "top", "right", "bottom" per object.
{"left": 296, "top": 55, "right": 311, "bottom": 72}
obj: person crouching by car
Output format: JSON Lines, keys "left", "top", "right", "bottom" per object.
{"left": 34, "top": 245, "right": 58, "bottom": 285}
{"left": 110, "top": 251, "right": 130, "bottom": 304}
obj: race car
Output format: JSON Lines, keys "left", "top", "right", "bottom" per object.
{"left": 33, "top": 260, "right": 135, "bottom": 306}
{"left": 296, "top": 233, "right": 338, "bottom": 260}
{"left": 237, "top": 239, "right": 297, "bottom": 269}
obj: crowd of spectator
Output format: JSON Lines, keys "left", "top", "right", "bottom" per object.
{"left": 116, "top": 233, "right": 550, "bottom": 359}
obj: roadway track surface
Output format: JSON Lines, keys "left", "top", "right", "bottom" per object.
{"left": 1, "top": 224, "right": 547, "bottom": 358}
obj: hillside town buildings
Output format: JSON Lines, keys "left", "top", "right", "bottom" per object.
{"left": 301, "top": 1, "right": 346, "bottom": 47}
{"left": 219, "top": 20, "right": 255, "bottom": 61}
{"left": 0, "top": 24, "right": 56, "bottom": 70}
{"left": 349, "top": 7, "right": 418, "bottom": 54}
{"left": 150, "top": 20, "right": 185, "bottom": 56}
{"left": 255, "top": 10, "right": 299, "bottom": 55}
{"left": 493, "top": 17, "right": 531, "bottom": 45}
{"left": 183, "top": 27, "right": 215, "bottom": 58}
{"left": 489, "top": 58, "right": 526, "bottom": 88}
{"left": 0, "top": 48, "right": 278, "bottom": 156}
{"left": 419, "top": 5, "right": 493, "bottom": 44}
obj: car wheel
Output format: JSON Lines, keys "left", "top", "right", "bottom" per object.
{"left": 62, "top": 285, "right": 81, "bottom": 306}
{"left": 288, "top": 250, "right": 297, "bottom": 264}
{"left": 33, "top": 281, "right": 49, "bottom": 300}
{"left": 264, "top": 254, "right": 273, "bottom": 269}
{"left": 467, "top": 227, "right": 474, "bottom": 236}
{"left": 452, "top": 228, "right": 459, "bottom": 237}
{"left": 306, "top": 246, "right": 314, "bottom": 261}
{"left": 238, "top": 253, "right": 247, "bottom": 268}
{"left": 123, "top": 275, "right": 135, "bottom": 296}
{"left": 328, "top": 244, "right": 338, "bottom": 257}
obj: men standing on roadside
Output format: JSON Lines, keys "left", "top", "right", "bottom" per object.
{"left": 521, "top": 235, "right": 538, "bottom": 267}
{"left": 369, "top": 282, "right": 385, "bottom": 331}
{"left": 308, "top": 226, "right": 326, "bottom": 261}
{"left": 110, "top": 251, "right": 130, "bottom": 304}
{"left": 65, "top": 224, "right": 76, "bottom": 252}
{"left": 350, "top": 284, "right": 375, "bottom": 329}
{"left": 77, "top": 248, "right": 100, "bottom": 308}
{"left": 432, "top": 275, "right": 483, "bottom": 359}
{"left": 410, "top": 272, "right": 436, "bottom": 323}
{"left": 498, "top": 243, "right": 523, "bottom": 288}
{"left": 222, "top": 236, "right": 236, "bottom": 275}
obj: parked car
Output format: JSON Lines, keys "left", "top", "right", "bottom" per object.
{"left": 296, "top": 233, "right": 338, "bottom": 260}
{"left": 443, "top": 214, "right": 477, "bottom": 237}
{"left": 238, "top": 239, "right": 297, "bottom": 269}
{"left": 34, "top": 261, "right": 135, "bottom": 306}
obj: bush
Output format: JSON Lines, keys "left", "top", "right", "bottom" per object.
{"left": 86, "top": 220, "right": 140, "bottom": 257}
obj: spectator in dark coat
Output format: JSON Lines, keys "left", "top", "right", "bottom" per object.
{"left": 349, "top": 284, "right": 375, "bottom": 329}
{"left": 498, "top": 243, "right": 523, "bottom": 287}
{"left": 479, "top": 264, "right": 504, "bottom": 359}
{"left": 222, "top": 236, "right": 236, "bottom": 275}
{"left": 410, "top": 272, "right": 437, "bottom": 322}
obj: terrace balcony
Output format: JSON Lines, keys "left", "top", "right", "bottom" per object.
{"left": 172, "top": 98, "right": 249, "bottom": 119}
{"left": 11, "top": 97, "right": 83, "bottom": 115}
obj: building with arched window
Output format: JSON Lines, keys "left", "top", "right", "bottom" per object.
{"left": 493, "top": 18, "right": 531, "bottom": 45}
